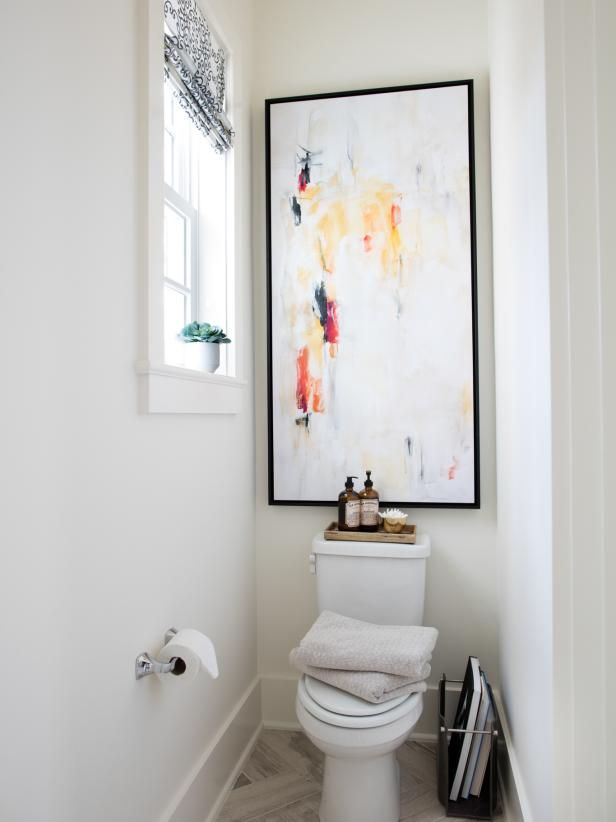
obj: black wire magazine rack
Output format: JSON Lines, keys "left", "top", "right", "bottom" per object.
{"left": 437, "top": 674, "right": 502, "bottom": 819}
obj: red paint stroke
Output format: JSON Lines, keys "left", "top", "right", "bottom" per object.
{"left": 298, "top": 168, "right": 309, "bottom": 192}
{"left": 326, "top": 300, "right": 340, "bottom": 345}
{"left": 391, "top": 203, "right": 401, "bottom": 227}
{"left": 296, "top": 347, "right": 311, "bottom": 413}
{"left": 363, "top": 234, "right": 373, "bottom": 252}
{"left": 312, "top": 378, "right": 325, "bottom": 413}
{"left": 448, "top": 457, "right": 459, "bottom": 480}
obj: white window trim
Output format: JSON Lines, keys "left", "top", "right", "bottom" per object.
{"left": 137, "top": 0, "right": 246, "bottom": 414}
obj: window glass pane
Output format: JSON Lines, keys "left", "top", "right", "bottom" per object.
{"left": 164, "top": 203, "right": 187, "bottom": 286}
{"left": 163, "top": 77, "right": 193, "bottom": 199}
{"left": 164, "top": 285, "right": 187, "bottom": 366}
{"left": 164, "top": 80, "right": 173, "bottom": 128}
{"left": 174, "top": 102, "right": 190, "bottom": 200}
{"left": 197, "top": 141, "right": 226, "bottom": 324}
{"left": 164, "top": 130, "right": 174, "bottom": 187}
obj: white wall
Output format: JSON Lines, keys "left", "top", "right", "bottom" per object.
{"left": 252, "top": 0, "right": 498, "bottom": 728}
{"left": 544, "top": 0, "right": 614, "bottom": 819}
{"left": 596, "top": 2, "right": 616, "bottom": 811}
{"left": 488, "top": 3, "right": 553, "bottom": 820}
{"left": 491, "top": 1, "right": 616, "bottom": 820}
{"left": 0, "top": 2, "right": 257, "bottom": 820}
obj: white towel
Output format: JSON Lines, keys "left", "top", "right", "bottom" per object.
{"left": 290, "top": 653, "right": 429, "bottom": 703}
{"left": 291, "top": 610, "right": 438, "bottom": 679}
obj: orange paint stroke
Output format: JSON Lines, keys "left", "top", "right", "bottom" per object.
{"left": 295, "top": 347, "right": 311, "bottom": 413}
{"left": 391, "top": 203, "right": 402, "bottom": 227}
{"left": 312, "top": 378, "right": 325, "bottom": 413}
{"left": 448, "top": 457, "right": 460, "bottom": 480}
{"left": 363, "top": 234, "right": 373, "bottom": 252}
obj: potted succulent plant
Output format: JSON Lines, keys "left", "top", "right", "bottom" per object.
{"left": 178, "top": 321, "right": 231, "bottom": 373}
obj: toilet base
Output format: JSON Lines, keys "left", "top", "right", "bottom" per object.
{"left": 319, "top": 752, "right": 400, "bottom": 822}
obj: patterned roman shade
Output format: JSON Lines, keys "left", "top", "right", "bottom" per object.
{"left": 163, "top": 0, "right": 234, "bottom": 152}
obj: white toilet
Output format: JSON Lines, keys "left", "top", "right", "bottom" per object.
{"left": 296, "top": 534, "right": 432, "bottom": 822}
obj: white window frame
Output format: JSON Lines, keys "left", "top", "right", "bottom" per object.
{"left": 137, "top": 0, "right": 246, "bottom": 414}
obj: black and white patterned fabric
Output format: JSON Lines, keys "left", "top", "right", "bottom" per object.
{"left": 164, "top": 0, "right": 234, "bottom": 152}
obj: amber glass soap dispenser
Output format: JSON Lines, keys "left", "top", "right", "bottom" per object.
{"left": 338, "top": 476, "right": 360, "bottom": 531}
{"left": 359, "top": 470, "right": 380, "bottom": 532}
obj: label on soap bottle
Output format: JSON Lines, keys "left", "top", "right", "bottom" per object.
{"left": 345, "top": 499, "right": 360, "bottom": 528}
{"left": 360, "top": 498, "right": 379, "bottom": 526}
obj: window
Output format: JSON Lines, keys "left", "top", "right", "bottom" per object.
{"left": 137, "top": 0, "right": 245, "bottom": 414}
{"left": 163, "top": 37, "right": 231, "bottom": 374}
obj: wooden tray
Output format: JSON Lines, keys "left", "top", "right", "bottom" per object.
{"left": 324, "top": 522, "right": 416, "bottom": 544}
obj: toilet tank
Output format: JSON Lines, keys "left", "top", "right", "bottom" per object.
{"left": 310, "top": 534, "right": 431, "bottom": 626}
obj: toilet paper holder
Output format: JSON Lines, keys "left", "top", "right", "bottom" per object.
{"left": 135, "top": 627, "right": 184, "bottom": 680}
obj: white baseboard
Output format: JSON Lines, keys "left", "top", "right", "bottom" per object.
{"left": 263, "top": 719, "right": 302, "bottom": 731}
{"left": 492, "top": 689, "right": 531, "bottom": 822}
{"left": 164, "top": 677, "right": 261, "bottom": 822}
{"left": 203, "top": 721, "right": 263, "bottom": 822}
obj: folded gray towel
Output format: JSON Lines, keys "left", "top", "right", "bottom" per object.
{"left": 290, "top": 653, "right": 429, "bottom": 703}
{"left": 291, "top": 610, "right": 438, "bottom": 678}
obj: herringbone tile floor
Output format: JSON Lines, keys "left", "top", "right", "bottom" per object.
{"left": 217, "top": 730, "right": 473, "bottom": 821}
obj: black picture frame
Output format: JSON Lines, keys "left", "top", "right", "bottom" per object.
{"left": 266, "top": 80, "right": 480, "bottom": 508}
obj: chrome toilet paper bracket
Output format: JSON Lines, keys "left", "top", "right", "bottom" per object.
{"left": 135, "top": 627, "right": 183, "bottom": 680}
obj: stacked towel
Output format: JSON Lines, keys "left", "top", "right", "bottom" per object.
{"left": 290, "top": 610, "right": 438, "bottom": 704}
{"left": 290, "top": 657, "right": 429, "bottom": 703}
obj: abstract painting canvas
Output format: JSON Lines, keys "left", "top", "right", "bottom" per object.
{"left": 266, "top": 81, "right": 479, "bottom": 507}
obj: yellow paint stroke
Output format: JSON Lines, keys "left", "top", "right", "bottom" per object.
{"left": 287, "top": 303, "right": 298, "bottom": 330}
{"left": 462, "top": 383, "right": 473, "bottom": 420}
{"left": 317, "top": 201, "right": 348, "bottom": 274}
{"left": 325, "top": 270, "right": 337, "bottom": 301}
{"left": 362, "top": 202, "right": 384, "bottom": 236}
{"left": 301, "top": 183, "right": 320, "bottom": 201}
{"left": 306, "top": 314, "right": 325, "bottom": 368}
{"left": 296, "top": 266, "right": 311, "bottom": 287}
{"left": 405, "top": 208, "right": 423, "bottom": 256}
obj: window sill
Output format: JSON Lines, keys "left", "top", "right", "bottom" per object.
{"left": 136, "top": 361, "right": 246, "bottom": 414}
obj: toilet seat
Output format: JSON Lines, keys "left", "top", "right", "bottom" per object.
{"left": 298, "top": 675, "right": 421, "bottom": 729}
{"left": 304, "top": 675, "right": 409, "bottom": 716}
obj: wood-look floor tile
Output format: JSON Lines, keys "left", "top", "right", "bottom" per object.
{"left": 242, "top": 738, "right": 293, "bottom": 782}
{"left": 398, "top": 751, "right": 426, "bottom": 794}
{"left": 399, "top": 784, "right": 447, "bottom": 821}
{"left": 399, "top": 778, "right": 434, "bottom": 807}
{"left": 217, "top": 772, "right": 320, "bottom": 822}
{"left": 233, "top": 773, "right": 252, "bottom": 790}
{"left": 258, "top": 731, "right": 324, "bottom": 782}
{"left": 397, "top": 740, "right": 438, "bottom": 786}
{"left": 249, "top": 793, "right": 321, "bottom": 822}
{"left": 217, "top": 730, "right": 478, "bottom": 822}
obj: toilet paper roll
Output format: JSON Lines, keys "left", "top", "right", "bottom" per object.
{"left": 157, "top": 628, "right": 219, "bottom": 683}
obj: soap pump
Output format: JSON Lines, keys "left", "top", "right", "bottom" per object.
{"left": 338, "top": 476, "right": 360, "bottom": 531}
{"left": 359, "top": 470, "right": 380, "bottom": 532}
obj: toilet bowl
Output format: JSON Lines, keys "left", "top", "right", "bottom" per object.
{"left": 296, "top": 533, "right": 431, "bottom": 822}
{"left": 297, "top": 675, "right": 423, "bottom": 822}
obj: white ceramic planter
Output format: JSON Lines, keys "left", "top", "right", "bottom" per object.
{"left": 183, "top": 341, "right": 221, "bottom": 373}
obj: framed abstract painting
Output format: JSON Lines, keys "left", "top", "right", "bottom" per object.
{"left": 266, "top": 80, "right": 479, "bottom": 507}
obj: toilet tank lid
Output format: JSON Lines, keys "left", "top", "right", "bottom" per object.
{"left": 312, "top": 534, "right": 431, "bottom": 559}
